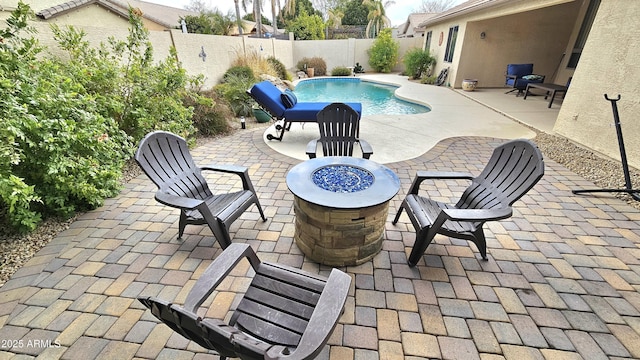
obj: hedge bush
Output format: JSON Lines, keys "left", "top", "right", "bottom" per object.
{"left": 267, "top": 56, "right": 291, "bottom": 81}
{"left": 368, "top": 29, "right": 399, "bottom": 73}
{"left": 296, "top": 57, "right": 327, "bottom": 76}
{"left": 331, "top": 66, "right": 353, "bottom": 76}
{"left": 403, "top": 47, "right": 436, "bottom": 80}
{"left": 0, "top": 4, "right": 202, "bottom": 233}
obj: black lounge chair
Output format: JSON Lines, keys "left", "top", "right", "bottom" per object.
{"left": 248, "top": 80, "right": 362, "bottom": 141}
{"left": 135, "top": 131, "right": 266, "bottom": 249}
{"left": 306, "top": 102, "right": 373, "bottom": 159}
{"left": 393, "top": 139, "right": 545, "bottom": 267}
{"left": 139, "top": 243, "right": 351, "bottom": 360}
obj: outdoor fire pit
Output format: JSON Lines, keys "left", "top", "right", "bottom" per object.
{"left": 286, "top": 157, "right": 400, "bottom": 266}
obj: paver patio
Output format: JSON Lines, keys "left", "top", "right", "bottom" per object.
{"left": 2, "top": 112, "right": 640, "bottom": 358}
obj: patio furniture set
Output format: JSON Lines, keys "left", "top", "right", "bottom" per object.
{"left": 505, "top": 63, "right": 569, "bottom": 108}
{"left": 132, "top": 81, "right": 545, "bottom": 359}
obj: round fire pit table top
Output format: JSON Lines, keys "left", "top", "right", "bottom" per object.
{"left": 286, "top": 156, "right": 400, "bottom": 209}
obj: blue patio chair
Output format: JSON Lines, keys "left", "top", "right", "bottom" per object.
{"left": 505, "top": 63, "right": 545, "bottom": 96}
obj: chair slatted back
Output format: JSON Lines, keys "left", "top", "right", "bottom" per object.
{"left": 456, "top": 139, "right": 544, "bottom": 210}
{"left": 135, "top": 131, "right": 212, "bottom": 200}
{"left": 316, "top": 103, "right": 361, "bottom": 157}
{"left": 231, "top": 262, "right": 327, "bottom": 347}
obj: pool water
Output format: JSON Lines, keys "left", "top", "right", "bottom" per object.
{"left": 294, "top": 78, "right": 430, "bottom": 116}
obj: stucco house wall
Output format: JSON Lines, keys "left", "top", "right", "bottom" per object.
{"left": 456, "top": 1, "right": 580, "bottom": 88}
{"left": 421, "top": 0, "right": 581, "bottom": 88}
{"left": 554, "top": 0, "right": 640, "bottom": 169}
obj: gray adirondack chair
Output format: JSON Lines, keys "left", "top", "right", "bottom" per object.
{"left": 135, "top": 131, "right": 266, "bottom": 249}
{"left": 139, "top": 243, "right": 351, "bottom": 360}
{"left": 306, "top": 102, "right": 373, "bottom": 159}
{"left": 393, "top": 139, "right": 544, "bottom": 267}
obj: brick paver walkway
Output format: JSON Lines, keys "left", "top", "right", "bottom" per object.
{"left": 1, "top": 127, "right": 640, "bottom": 359}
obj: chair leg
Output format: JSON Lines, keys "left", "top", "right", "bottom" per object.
{"left": 254, "top": 199, "right": 267, "bottom": 222}
{"left": 407, "top": 228, "right": 436, "bottom": 267}
{"left": 211, "top": 220, "right": 232, "bottom": 250}
{"left": 392, "top": 206, "right": 404, "bottom": 225}
{"left": 178, "top": 212, "right": 187, "bottom": 239}
{"left": 472, "top": 228, "right": 488, "bottom": 261}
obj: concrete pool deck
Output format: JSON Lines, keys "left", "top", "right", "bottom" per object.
{"left": 262, "top": 74, "right": 557, "bottom": 164}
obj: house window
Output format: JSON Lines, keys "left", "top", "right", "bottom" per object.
{"left": 567, "top": 0, "right": 600, "bottom": 68}
{"left": 424, "top": 31, "right": 432, "bottom": 51}
{"left": 444, "top": 26, "right": 458, "bottom": 63}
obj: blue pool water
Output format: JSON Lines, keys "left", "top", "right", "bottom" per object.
{"left": 293, "top": 78, "right": 430, "bottom": 116}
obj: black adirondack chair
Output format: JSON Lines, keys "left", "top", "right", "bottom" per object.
{"left": 393, "top": 139, "right": 544, "bottom": 267}
{"left": 135, "top": 131, "right": 266, "bottom": 249}
{"left": 306, "top": 102, "right": 373, "bottom": 159}
{"left": 139, "top": 243, "right": 351, "bottom": 360}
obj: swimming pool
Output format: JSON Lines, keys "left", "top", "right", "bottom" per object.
{"left": 293, "top": 78, "right": 430, "bottom": 116}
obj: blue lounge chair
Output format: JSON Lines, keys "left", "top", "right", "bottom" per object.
{"left": 505, "top": 63, "right": 545, "bottom": 96}
{"left": 249, "top": 80, "right": 362, "bottom": 141}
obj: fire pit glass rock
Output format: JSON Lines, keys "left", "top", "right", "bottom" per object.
{"left": 312, "top": 165, "right": 374, "bottom": 193}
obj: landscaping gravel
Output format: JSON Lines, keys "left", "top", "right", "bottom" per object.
{"left": 2, "top": 128, "right": 640, "bottom": 287}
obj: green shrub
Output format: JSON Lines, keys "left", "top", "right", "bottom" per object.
{"left": 0, "top": 4, "right": 200, "bottom": 233}
{"left": 296, "top": 57, "right": 327, "bottom": 76}
{"left": 367, "top": 28, "right": 399, "bottom": 73}
{"left": 267, "top": 56, "right": 290, "bottom": 81}
{"left": 420, "top": 76, "right": 437, "bottom": 85}
{"left": 403, "top": 48, "right": 436, "bottom": 80}
{"left": 187, "top": 90, "right": 232, "bottom": 136}
{"left": 331, "top": 66, "right": 352, "bottom": 76}
{"left": 223, "top": 65, "right": 255, "bottom": 83}
{"left": 285, "top": 9, "right": 325, "bottom": 40}
{"left": 215, "top": 73, "right": 256, "bottom": 117}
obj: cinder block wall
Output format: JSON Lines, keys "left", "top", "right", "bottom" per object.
{"left": 29, "top": 22, "right": 421, "bottom": 89}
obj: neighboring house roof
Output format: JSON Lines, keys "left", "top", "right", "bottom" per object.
{"left": 34, "top": 0, "right": 197, "bottom": 29}
{"left": 416, "top": 0, "right": 510, "bottom": 28}
{"left": 397, "top": 13, "right": 437, "bottom": 37}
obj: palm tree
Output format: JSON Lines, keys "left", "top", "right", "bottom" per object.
{"left": 270, "top": 0, "right": 282, "bottom": 36}
{"left": 362, "top": 0, "right": 393, "bottom": 38}
{"left": 327, "top": 8, "right": 344, "bottom": 28}
{"left": 253, "top": 0, "right": 263, "bottom": 37}
{"left": 234, "top": 0, "right": 248, "bottom": 34}
{"left": 325, "top": 8, "right": 343, "bottom": 39}
{"left": 283, "top": 0, "right": 296, "bottom": 18}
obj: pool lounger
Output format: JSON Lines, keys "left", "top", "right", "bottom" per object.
{"left": 249, "top": 80, "right": 362, "bottom": 141}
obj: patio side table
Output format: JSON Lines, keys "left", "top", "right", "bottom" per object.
{"left": 286, "top": 157, "right": 400, "bottom": 266}
{"left": 523, "top": 83, "right": 568, "bottom": 108}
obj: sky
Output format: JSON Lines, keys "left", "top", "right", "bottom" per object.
{"left": 145, "top": 0, "right": 465, "bottom": 27}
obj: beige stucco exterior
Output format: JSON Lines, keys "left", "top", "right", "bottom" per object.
{"left": 420, "top": 0, "right": 581, "bottom": 88}
{"left": 554, "top": 0, "right": 640, "bottom": 169}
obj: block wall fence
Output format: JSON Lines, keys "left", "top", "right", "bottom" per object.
{"left": 32, "top": 23, "right": 422, "bottom": 89}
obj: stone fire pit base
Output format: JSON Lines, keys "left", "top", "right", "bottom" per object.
{"left": 293, "top": 196, "right": 388, "bottom": 266}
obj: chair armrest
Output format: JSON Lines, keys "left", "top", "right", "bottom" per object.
{"left": 441, "top": 207, "right": 513, "bottom": 222}
{"left": 408, "top": 171, "right": 474, "bottom": 194}
{"left": 358, "top": 139, "right": 374, "bottom": 159}
{"left": 183, "top": 243, "right": 261, "bottom": 312}
{"left": 506, "top": 74, "right": 518, "bottom": 80}
{"left": 306, "top": 139, "right": 319, "bottom": 159}
{"left": 155, "top": 191, "right": 203, "bottom": 210}
{"left": 201, "top": 164, "right": 256, "bottom": 193}
{"left": 202, "top": 164, "right": 247, "bottom": 174}
{"left": 265, "top": 268, "right": 351, "bottom": 360}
